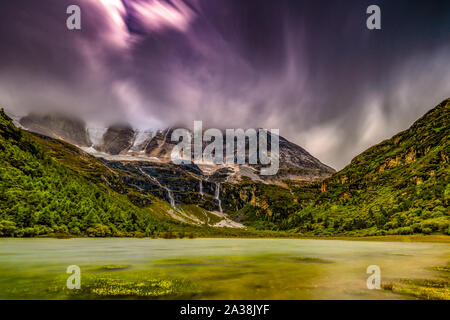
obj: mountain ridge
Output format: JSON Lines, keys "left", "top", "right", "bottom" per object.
{"left": 17, "top": 113, "right": 335, "bottom": 184}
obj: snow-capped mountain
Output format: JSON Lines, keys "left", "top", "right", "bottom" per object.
{"left": 18, "top": 112, "right": 335, "bottom": 183}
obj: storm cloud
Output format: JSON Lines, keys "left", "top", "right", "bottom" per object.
{"left": 0, "top": 0, "right": 449, "bottom": 169}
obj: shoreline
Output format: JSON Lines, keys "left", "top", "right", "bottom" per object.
{"left": 2, "top": 234, "right": 450, "bottom": 243}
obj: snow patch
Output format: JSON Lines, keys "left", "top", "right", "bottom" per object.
{"left": 87, "top": 127, "right": 108, "bottom": 146}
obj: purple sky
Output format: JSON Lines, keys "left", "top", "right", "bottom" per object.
{"left": 0, "top": 0, "right": 449, "bottom": 169}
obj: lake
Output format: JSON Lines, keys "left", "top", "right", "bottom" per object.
{"left": 0, "top": 238, "right": 448, "bottom": 299}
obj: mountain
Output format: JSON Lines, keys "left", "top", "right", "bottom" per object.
{"left": 252, "top": 98, "right": 449, "bottom": 235}
{"left": 17, "top": 114, "right": 335, "bottom": 183}
{"left": 0, "top": 109, "right": 170, "bottom": 237}
{"left": 19, "top": 112, "right": 91, "bottom": 147}
{"left": 2, "top": 108, "right": 334, "bottom": 235}
{"left": 94, "top": 124, "right": 135, "bottom": 155}
{"left": 3, "top": 98, "right": 448, "bottom": 237}
{"left": 1, "top": 108, "right": 273, "bottom": 237}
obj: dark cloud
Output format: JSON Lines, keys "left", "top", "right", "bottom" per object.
{"left": 0, "top": 0, "right": 449, "bottom": 169}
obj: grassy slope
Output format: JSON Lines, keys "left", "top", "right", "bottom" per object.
{"left": 287, "top": 98, "right": 450, "bottom": 236}
{"left": 232, "top": 99, "right": 449, "bottom": 236}
{"left": 0, "top": 109, "right": 185, "bottom": 237}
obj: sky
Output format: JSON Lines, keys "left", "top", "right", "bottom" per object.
{"left": 0, "top": 0, "right": 449, "bottom": 170}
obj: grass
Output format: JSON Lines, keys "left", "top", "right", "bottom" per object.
{"left": 41, "top": 231, "right": 450, "bottom": 243}
{"left": 382, "top": 262, "right": 450, "bottom": 300}
{"left": 179, "top": 204, "right": 223, "bottom": 226}
{"left": 49, "top": 272, "right": 200, "bottom": 299}
{"left": 96, "top": 265, "right": 131, "bottom": 271}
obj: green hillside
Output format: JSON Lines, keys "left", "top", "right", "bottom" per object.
{"left": 0, "top": 109, "right": 187, "bottom": 237}
{"left": 0, "top": 109, "right": 285, "bottom": 238}
{"left": 285, "top": 98, "right": 450, "bottom": 236}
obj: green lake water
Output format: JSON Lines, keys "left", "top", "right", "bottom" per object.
{"left": 0, "top": 238, "right": 448, "bottom": 299}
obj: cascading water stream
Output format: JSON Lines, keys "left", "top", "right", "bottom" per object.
{"left": 166, "top": 189, "right": 176, "bottom": 209}
{"left": 199, "top": 179, "right": 204, "bottom": 198}
{"left": 138, "top": 167, "right": 176, "bottom": 209}
{"left": 215, "top": 182, "right": 223, "bottom": 214}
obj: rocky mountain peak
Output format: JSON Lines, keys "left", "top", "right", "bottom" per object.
{"left": 19, "top": 112, "right": 91, "bottom": 147}
{"left": 95, "top": 123, "right": 135, "bottom": 155}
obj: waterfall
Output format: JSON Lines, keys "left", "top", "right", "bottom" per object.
{"left": 199, "top": 179, "right": 204, "bottom": 197}
{"left": 166, "top": 189, "right": 176, "bottom": 208}
{"left": 215, "top": 182, "right": 223, "bottom": 214}
{"left": 138, "top": 167, "right": 176, "bottom": 209}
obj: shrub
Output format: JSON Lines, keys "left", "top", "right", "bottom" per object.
{"left": 70, "top": 226, "right": 81, "bottom": 235}
{"left": 0, "top": 220, "right": 17, "bottom": 237}
{"left": 86, "top": 224, "right": 112, "bottom": 237}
